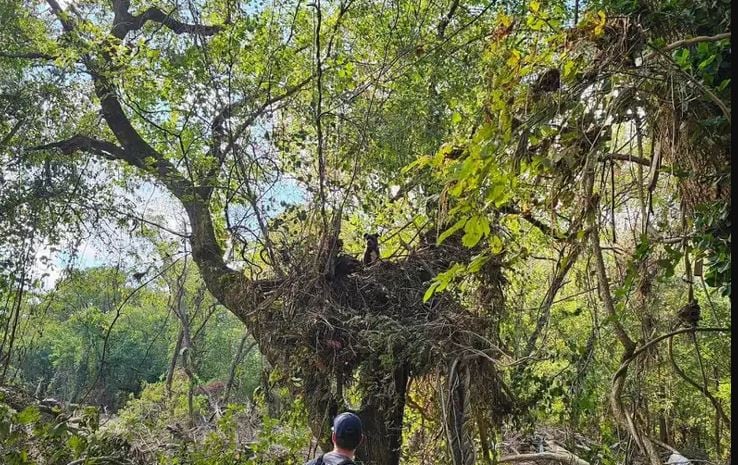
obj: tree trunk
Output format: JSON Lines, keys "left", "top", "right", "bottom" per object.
{"left": 356, "top": 364, "right": 409, "bottom": 465}
{"left": 304, "top": 361, "right": 409, "bottom": 465}
{"left": 222, "top": 335, "right": 256, "bottom": 405}
{"left": 166, "top": 330, "right": 184, "bottom": 399}
{"left": 443, "top": 358, "right": 475, "bottom": 465}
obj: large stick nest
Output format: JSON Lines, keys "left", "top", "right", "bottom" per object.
{"left": 248, "top": 240, "right": 499, "bottom": 382}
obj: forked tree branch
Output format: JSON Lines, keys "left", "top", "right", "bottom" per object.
{"left": 111, "top": 0, "right": 223, "bottom": 39}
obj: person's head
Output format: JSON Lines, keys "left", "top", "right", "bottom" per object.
{"left": 331, "top": 412, "right": 363, "bottom": 452}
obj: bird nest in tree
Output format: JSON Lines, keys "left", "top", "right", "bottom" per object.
{"left": 249, "top": 240, "right": 500, "bottom": 381}
{"left": 231, "top": 234, "right": 515, "bottom": 429}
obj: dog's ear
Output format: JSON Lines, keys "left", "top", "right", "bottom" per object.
{"left": 363, "top": 233, "right": 369, "bottom": 239}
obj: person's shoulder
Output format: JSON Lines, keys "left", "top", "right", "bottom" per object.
{"left": 322, "top": 452, "right": 356, "bottom": 465}
{"left": 336, "top": 459, "right": 356, "bottom": 465}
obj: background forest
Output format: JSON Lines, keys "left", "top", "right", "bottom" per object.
{"left": 0, "top": 0, "right": 731, "bottom": 463}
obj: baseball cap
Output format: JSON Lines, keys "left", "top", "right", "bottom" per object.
{"left": 332, "top": 412, "right": 363, "bottom": 444}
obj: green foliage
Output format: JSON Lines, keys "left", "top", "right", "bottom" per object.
{"left": 692, "top": 202, "right": 731, "bottom": 296}
{"left": 12, "top": 267, "right": 173, "bottom": 409}
{"left": 0, "top": 0, "right": 731, "bottom": 461}
{"left": 0, "top": 392, "right": 132, "bottom": 465}
{"left": 112, "top": 376, "right": 311, "bottom": 465}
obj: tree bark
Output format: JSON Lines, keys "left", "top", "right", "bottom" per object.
{"left": 443, "top": 358, "right": 475, "bottom": 465}
{"left": 356, "top": 364, "right": 409, "bottom": 465}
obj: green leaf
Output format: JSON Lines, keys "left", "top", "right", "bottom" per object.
{"left": 562, "top": 60, "right": 576, "bottom": 80}
{"left": 487, "top": 183, "right": 506, "bottom": 204}
{"left": 462, "top": 215, "right": 490, "bottom": 248}
{"left": 16, "top": 406, "right": 40, "bottom": 425}
{"left": 674, "top": 48, "right": 690, "bottom": 67}
{"left": 401, "top": 155, "right": 431, "bottom": 174}
{"left": 698, "top": 54, "right": 716, "bottom": 70}
{"left": 67, "top": 434, "right": 86, "bottom": 454}
{"left": 489, "top": 234, "right": 503, "bottom": 253}
{"left": 438, "top": 218, "right": 467, "bottom": 244}
{"left": 467, "top": 253, "right": 490, "bottom": 273}
{"left": 423, "top": 282, "right": 439, "bottom": 303}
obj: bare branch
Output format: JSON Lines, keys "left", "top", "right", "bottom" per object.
{"left": 516, "top": 235, "right": 588, "bottom": 376}
{"left": 499, "top": 204, "right": 566, "bottom": 239}
{"left": 497, "top": 451, "right": 589, "bottom": 465}
{"left": 203, "top": 75, "right": 313, "bottom": 199}
{"left": 612, "top": 326, "right": 730, "bottom": 381}
{"left": 667, "top": 331, "right": 731, "bottom": 428}
{"left": 645, "top": 41, "right": 731, "bottom": 122}
{"left": 643, "top": 32, "right": 731, "bottom": 62}
{"left": 212, "top": 75, "right": 313, "bottom": 152}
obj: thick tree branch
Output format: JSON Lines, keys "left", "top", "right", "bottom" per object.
{"left": 591, "top": 231, "right": 636, "bottom": 354}
{"left": 29, "top": 134, "right": 127, "bottom": 160}
{"left": 599, "top": 153, "right": 650, "bottom": 166}
{"left": 437, "top": 0, "right": 461, "bottom": 39}
{"left": 46, "top": 0, "right": 74, "bottom": 32}
{"left": 32, "top": 87, "right": 244, "bottom": 311}
{"left": 580, "top": 145, "right": 661, "bottom": 464}
{"left": 497, "top": 451, "right": 589, "bottom": 465}
{"left": 40, "top": 0, "right": 276, "bottom": 336}
{"left": 643, "top": 32, "right": 731, "bottom": 62}
{"left": 112, "top": 3, "right": 223, "bottom": 39}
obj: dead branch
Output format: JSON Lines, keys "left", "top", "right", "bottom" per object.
{"left": 497, "top": 451, "right": 589, "bottom": 465}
